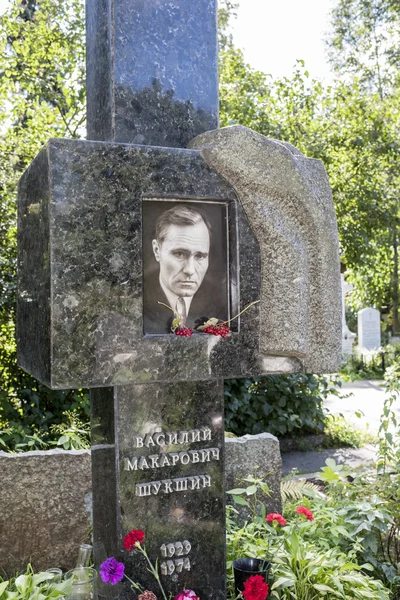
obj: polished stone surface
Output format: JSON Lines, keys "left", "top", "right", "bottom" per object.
{"left": 86, "top": 0, "right": 218, "bottom": 147}
{"left": 17, "top": 136, "right": 303, "bottom": 389}
{"left": 91, "top": 381, "right": 225, "bottom": 600}
{"left": 190, "top": 126, "right": 342, "bottom": 373}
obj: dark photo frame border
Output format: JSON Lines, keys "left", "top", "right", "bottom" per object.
{"left": 142, "top": 197, "right": 237, "bottom": 335}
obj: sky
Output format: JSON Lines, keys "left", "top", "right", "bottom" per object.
{"left": 0, "top": 0, "right": 336, "bottom": 82}
{"left": 229, "top": 0, "right": 337, "bottom": 82}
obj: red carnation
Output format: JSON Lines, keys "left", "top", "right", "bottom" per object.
{"left": 242, "top": 574, "right": 269, "bottom": 600}
{"left": 296, "top": 506, "right": 314, "bottom": 521}
{"left": 266, "top": 513, "right": 287, "bottom": 527}
{"left": 123, "top": 529, "right": 145, "bottom": 550}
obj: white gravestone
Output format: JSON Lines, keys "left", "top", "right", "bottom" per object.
{"left": 358, "top": 307, "right": 381, "bottom": 350}
{"left": 341, "top": 274, "right": 356, "bottom": 356}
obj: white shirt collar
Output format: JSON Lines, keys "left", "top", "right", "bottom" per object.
{"left": 159, "top": 276, "right": 193, "bottom": 317}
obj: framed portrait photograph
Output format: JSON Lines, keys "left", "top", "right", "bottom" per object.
{"left": 142, "top": 198, "right": 231, "bottom": 335}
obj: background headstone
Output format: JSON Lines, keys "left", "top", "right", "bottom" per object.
{"left": 358, "top": 307, "right": 381, "bottom": 350}
{"left": 225, "top": 433, "right": 282, "bottom": 523}
{"left": 341, "top": 274, "right": 356, "bottom": 356}
{"left": 0, "top": 450, "right": 92, "bottom": 574}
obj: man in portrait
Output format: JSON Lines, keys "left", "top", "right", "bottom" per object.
{"left": 143, "top": 203, "right": 228, "bottom": 334}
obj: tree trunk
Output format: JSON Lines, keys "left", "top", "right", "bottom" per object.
{"left": 392, "top": 230, "right": 400, "bottom": 335}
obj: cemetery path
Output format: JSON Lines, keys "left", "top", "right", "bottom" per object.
{"left": 325, "top": 379, "right": 388, "bottom": 435}
{"left": 281, "top": 379, "right": 400, "bottom": 476}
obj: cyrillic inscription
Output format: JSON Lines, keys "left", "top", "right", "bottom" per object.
{"left": 131, "top": 427, "right": 212, "bottom": 448}
{"left": 123, "top": 447, "right": 220, "bottom": 471}
{"left": 135, "top": 475, "right": 211, "bottom": 496}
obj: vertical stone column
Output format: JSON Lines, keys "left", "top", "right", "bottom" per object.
{"left": 86, "top": 0, "right": 219, "bottom": 147}
{"left": 86, "top": 1, "right": 225, "bottom": 597}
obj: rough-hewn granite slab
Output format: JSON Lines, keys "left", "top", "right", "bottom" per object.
{"left": 0, "top": 449, "right": 92, "bottom": 575}
{"left": 18, "top": 136, "right": 305, "bottom": 389}
{"left": 190, "top": 126, "right": 342, "bottom": 373}
{"left": 86, "top": 0, "right": 218, "bottom": 147}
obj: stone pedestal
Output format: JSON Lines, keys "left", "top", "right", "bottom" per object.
{"left": 91, "top": 381, "right": 225, "bottom": 599}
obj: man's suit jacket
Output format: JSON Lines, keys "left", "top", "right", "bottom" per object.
{"left": 143, "top": 271, "right": 228, "bottom": 334}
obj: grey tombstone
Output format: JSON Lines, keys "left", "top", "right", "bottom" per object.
{"left": 341, "top": 274, "right": 356, "bottom": 357}
{"left": 358, "top": 307, "right": 381, "bottom": 350}
{"left": 17, "top": 1, "right": 342, "bottom": 598}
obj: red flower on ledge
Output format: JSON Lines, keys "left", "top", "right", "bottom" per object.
{"left": 266, "top": 512, "right": 287, "bottom": 527}
{"left": 243, "top": 574, "right": 269, "bottom": 600}
{"left": 296, "top": 505, "right": 314, "bottom": 521}
{"left": 123, "top": 529, "right": 145, "bottom": 550}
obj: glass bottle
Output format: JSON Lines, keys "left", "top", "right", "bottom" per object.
{"left": 75, "top": 544, "right": 93, "bottom": 568}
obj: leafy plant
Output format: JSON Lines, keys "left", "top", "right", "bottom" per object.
{"left": 377, "top": 357, "right": 400, "bottom": 473}
{"left": 323, "top": 413, "right": 375, "bottom": 448}
{"left": 280, "top": 479, "right": 323, "bottom": 503}
{"left": 0, "top": 565, "right": 71, "bottom": 600}
{"left": 226, "top": 471, "right": 391, "bottom": 600}
{"left": 224, "top": 374, "right": 342, "bottom": 438}
{"left": 50, "top": 412, "right": 90, "bottom": 450}
{"left": 269, "top": 533, "right": 389, "bottom": 600}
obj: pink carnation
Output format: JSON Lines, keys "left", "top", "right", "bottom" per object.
{"left": 174, "top": 591, "right": 199, "bottom": 600}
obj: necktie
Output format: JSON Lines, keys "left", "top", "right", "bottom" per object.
{"left": 176, "top": 297, "right": 187, "bottom": 325}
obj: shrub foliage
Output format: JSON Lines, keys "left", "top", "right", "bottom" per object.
{"left": 224, "top": 374, "right": 339, "bottom": 437}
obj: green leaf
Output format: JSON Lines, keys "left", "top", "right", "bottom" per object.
{"left": 0, "top": 582, "right": 9, "bottom": 597}
{"left": 271, "top": 577, "right": 295, "bottom": 590}
{"left": 227, "top": 488, "right": 247, "bottom": 495}
{"left": 231, "top": 495, "right": 250, "bottom": 506}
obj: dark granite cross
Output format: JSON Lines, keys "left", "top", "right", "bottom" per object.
{"left": 17, "top": 1, "right": 342, "bottom": 597}
{"left": 86, "top": 1, "right": 227, "bottom": 598}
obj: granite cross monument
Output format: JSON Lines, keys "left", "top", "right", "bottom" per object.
{"left": 17, "top": 1, "right": 342, "bottom": 598}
